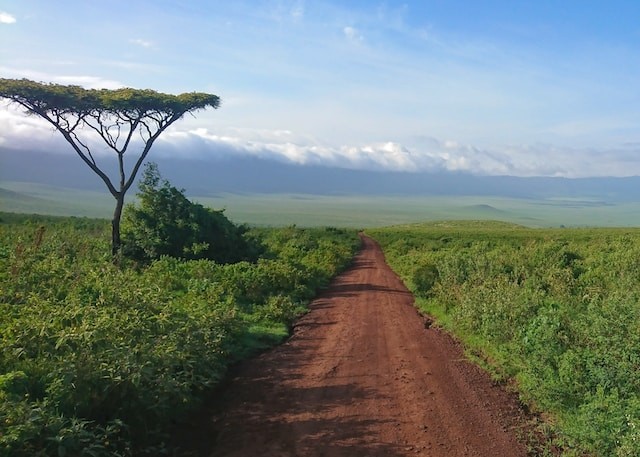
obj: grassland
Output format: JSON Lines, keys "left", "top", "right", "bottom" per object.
{"left": 4, "top": 180, "right": 640, "bottom": 227}
{"left": 4, "top": 179, "right": 640, "bottom": 455}
{"left": 0, "top": 182, "right": 114, "bottom": 218}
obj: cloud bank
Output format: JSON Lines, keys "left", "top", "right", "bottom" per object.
{"left": 161, "top": 127, "right": 640, "bottom": 178}
{"left": 0, "top": 106, "right": 638, "bottom": 179}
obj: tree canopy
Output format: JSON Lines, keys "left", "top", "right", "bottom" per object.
{"left": 0, "top": 78, "right": 220, "bottom": 257}
{"left": 0, "top": 78, "right": 219, "bottom": 117}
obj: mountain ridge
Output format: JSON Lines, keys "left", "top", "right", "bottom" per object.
{"left": 3, "top": 146, "right": 640, "bottom": 202}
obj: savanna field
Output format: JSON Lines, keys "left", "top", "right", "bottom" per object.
{"left": 2, "top": 211, "right": 640, "bottom": 456}
{"left": 2, "top": 2, "right": 639, "bottom": 455}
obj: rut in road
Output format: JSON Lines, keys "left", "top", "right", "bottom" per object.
{"left": 182, "top": 235, "right": 530, "bottom": 457}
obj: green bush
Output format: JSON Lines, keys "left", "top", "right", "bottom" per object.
{"left": 122, "top": 163, "right": 254, "bottom": 263}
{"left": 413, "top": 263, "right": 439, "bottom": 296}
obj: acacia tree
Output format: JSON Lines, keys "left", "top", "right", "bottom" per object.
{"left": 0, "top": 78, "right": 220, "bottom": 257}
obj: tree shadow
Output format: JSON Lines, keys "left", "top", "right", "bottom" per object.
{"left": 349, "top": 257, "right": 376, "bottom": 270}
{"left": 172, "top": 318, "right": 411, "bottom": 457}
{"left": 322, "top": 282, "right": 413, "bottom": 299}
{"left": 174, "top": 381, "right": 409, "bottom": 457}
{"left": 171, "top": 237, "right": 417, "bottom": 456}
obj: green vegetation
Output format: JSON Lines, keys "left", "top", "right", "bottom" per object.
{"left": 0, "top": 212, "right": 360, "bottom": 456}
{"left": 0, "top": 183, "right": 114, "bottom": 218}
{"left": 5, "top": 182, "right": 640, "bottom": 228}
{"left": 369, "top": 221, "right": 640, "bottom": 456}
{"left": 5, "top": 173, "right": 640, "bottom": 456}
{"left": 121, "top": 163, "right": 254, "bottom": 264}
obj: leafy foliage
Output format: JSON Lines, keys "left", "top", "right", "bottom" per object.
{"left": 0, "top": 213, "right": 359, "bottom": 456}
{"left": 0, "top": 78, "right": 220, "bottom": 118}
{"left": 412, "top": 263, "right": 439, "bottom": 297}
{"left": 122, "top": 163, "right": 253, "bottom": 263}
{"left": 369, "top": 221, "right": 640, "bottom": 456}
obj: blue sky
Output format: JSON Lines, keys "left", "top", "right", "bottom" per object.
{"left": 1, "top": 0, "right": 639, "bottom": 177}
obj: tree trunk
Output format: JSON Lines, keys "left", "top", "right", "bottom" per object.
{"left": 112, "top": 193, "right": 125, "bottom": 260}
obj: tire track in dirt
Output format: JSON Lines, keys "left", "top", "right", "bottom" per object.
{"left": 180, "top": 235, "right": 530, "bottom": 456}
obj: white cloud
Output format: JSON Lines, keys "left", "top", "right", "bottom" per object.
{"left": 152, "top": 126, "right": 640, "bottom": 178}
{"left": 0, "top": 67, "right": 124, "bottom": 89}
{"left": 53, "top": 76, "right": 124, "bottom": 89}
{"left": 129, "top": 38, "right": 153, "bottom": 48}
{"left": 2, "top": 105, "right": 639, "bottom": 179}
{"left": 290, "top": 1, "right": 304, "bottom": 21}
{"left": 0, "top": 11, "right": 16, "bottom": 24}
{"left": 266, "top": 0, "right": 305, "bottom": 24}
{"left": 0, "top": 108, "right": 67, "bottom": 152}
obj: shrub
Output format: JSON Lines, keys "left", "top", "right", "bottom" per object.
{"left": 122, "top": 163, "right": 253, "bottom": 263}
{"left": 413, "top": 263, "right": 439, "bottom": 297}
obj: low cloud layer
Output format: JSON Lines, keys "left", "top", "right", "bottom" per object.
{"left": 1, "top": 106, "right": 638, "bottom": 179}
{"left": 3, "top": 93, "right": 640, "bottom": 180}
{"left": 158, "top": 127, "right": 640, "bottom": 178}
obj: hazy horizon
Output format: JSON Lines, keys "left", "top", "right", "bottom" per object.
{"left": 5, "top": 144, "right": 640, "bottom": 228}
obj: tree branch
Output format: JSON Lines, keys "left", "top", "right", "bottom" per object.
{"left": 123, "top": 112, "right": 182, "bottom": 193}
{"left": 29, "top": 106, "right": 119, "bottom": 197}
{"left": 121, "top": 118, "right": 140, "bottom": 153}
{"left": 59, "top": 128, "right": 119, "bottom": 197}
{"left": 69, "top": 130, "right": 97, "bottom": 166}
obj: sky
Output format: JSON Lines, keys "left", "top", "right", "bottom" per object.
{"left": 0, "top": 0, "right": 639, "bottom": 178}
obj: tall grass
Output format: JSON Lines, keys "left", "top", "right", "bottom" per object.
{"left": 0, "top": 213, "right": 360, "bottom": 456}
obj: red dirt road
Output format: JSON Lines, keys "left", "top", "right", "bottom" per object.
{"left": 186, "top": 235, "right": 530, "bottom": 456}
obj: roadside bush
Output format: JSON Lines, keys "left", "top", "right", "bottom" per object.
{"left": 0, "top": 212, "right": 359, "bottom": 455}
{"left": 122, "top": 163, "right": 254, "bottom": 263}
{"left": 251, "top": 294, "right": 305, "bottom": 326}
{"left": 413, "top": 263, "right": 439, "bottom": 296}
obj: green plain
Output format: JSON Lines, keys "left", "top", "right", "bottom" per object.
{"left": 2, "top": 180, "right": 640, "bottom": 227}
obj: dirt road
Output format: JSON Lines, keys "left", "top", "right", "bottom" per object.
{"left": 185, "top": 235, "right": 530, "bottom": 456}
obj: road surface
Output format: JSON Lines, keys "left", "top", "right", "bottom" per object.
{"left": 181, "top": 235, "right": 531, "bottom": 456}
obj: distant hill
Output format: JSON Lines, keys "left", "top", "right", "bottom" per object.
{"left": 0, "top": 187, "right": 42, "bottom": 203}
{"left": 0, "top": 181, "right": 114, "bottom": 217}
{"left": 3, "top": 146, "right": 640, "bottom": 202}
{"left": 462, "top": 204, "right": 508, "bottom": 215}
